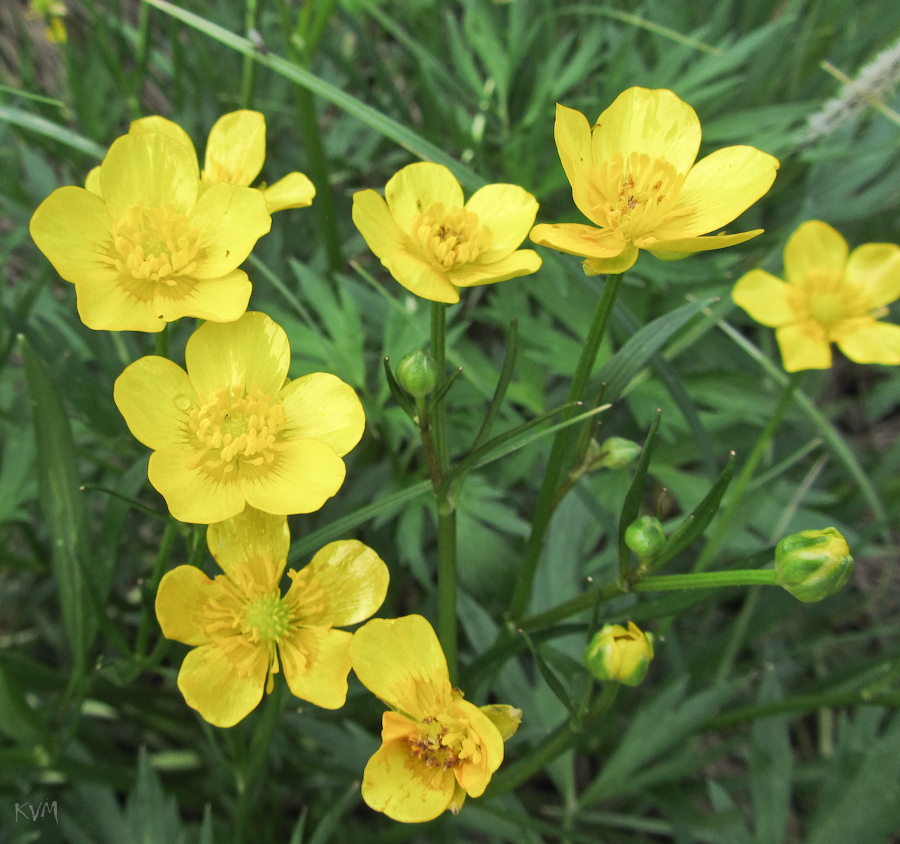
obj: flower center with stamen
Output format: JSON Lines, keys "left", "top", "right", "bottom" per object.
{"left": 109, "top": 202, "right": 202, "bottom": 284}
{"left": 243, "top": 595, "right": 291, "bottom": 642}
{"left": 795, "top": 275, "right": 872, "bottom": 327}
{"left": 594, "top": 153, "right": 691, "bottom": 241}
{"left": 412, "top": 203, "right": 492, "bottom": 269}
{"left": 406, "top": 709, "right": 484, "bottom": 784}
{"left": 189, "top": 384, "right": 287, "bottom": 474}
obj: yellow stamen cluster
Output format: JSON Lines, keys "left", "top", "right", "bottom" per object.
{"left": 793, "top": 276, "right": 875, "bottom": 326}
{"left": 406, "top": 709, "right": 485, "bottom": 787}
{"left": 108, "top": 202, "right": 203, "bottom": 284}
{"left": 189, "top": 383, "right": 287, "bottom": 474}
{"left": 413, "top": 203, "right": 492, "bottom": 269}
{"left": 594, "top": 153, "right": 690, "bottom": 240}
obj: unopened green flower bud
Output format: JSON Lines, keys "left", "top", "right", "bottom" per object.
{"left": 625, "top": 515, "right": 666, "bottom": 560}
{"left": 590, "top": 436, "right": 641, "bottom": 471}
{"left": 583, "top": 621, "right": 654, "bottom": 686}
{"left": 775, "top": 527, "right": 853, "bottom": 603}
{"left": 396, "top": 349, "right": 438, "bottom": 398}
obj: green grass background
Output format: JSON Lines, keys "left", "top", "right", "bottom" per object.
{"left": 2, "top": 0, "right": 900, "bottom": 841}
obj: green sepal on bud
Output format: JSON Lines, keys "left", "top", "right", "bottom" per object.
{"left": 396, "top": 349, "right": 438, "bottom": 398}
{"left": 583, "top": 621, "right": 654, "bottom": 687}
{"left": 775, "top": 527, "right": 853, "bottom": 603}
{"left": 479, "top": 703, "right": 523, "bottom": 741}
{"left": 588, "top": 436, "right": 642, "bottom": 471}
{"left": 625, "top": 515, "right": 666, "bottom": 560}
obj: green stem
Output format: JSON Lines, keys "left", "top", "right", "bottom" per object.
{"left": 431, "top": 303, "right": 449, "bottom": 471}
{"left": 154, "top": 323, "right": 169, "bottom": 359}
{"left": 437, "top": 509, "right": 458, "bottom": 686}
{"left": 487, "top": 683, "right": 618, "bottom": 797}
{"left": 508, "top": 273, "right": 624, "bottom": 621}
{"left": 714, "top": 585, "right": 761, "bottom": 685}
{"left": 633, "top": 569, "right": 778, "bottom": 591}
{"left": 693, "top": 372, "right": 801, "bottom": 572}
{"left": 414, "top": 397, "right": 442, "bottom": 490}
{"left": 239, "top": 0, "right": 261, "bottom": 109}
{"left": 134, "top": 519, "right": 178, "bottom": 660}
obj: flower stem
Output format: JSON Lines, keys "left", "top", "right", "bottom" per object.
{"left": 633, "top": 569, "right": 779, "bottom": 591}
{"left": 239, "top": 0, "right": 261, "bottom": 109}
{"left": 508, "top": 273, "right": 624, "bottom": 621}
{"left": 134, "top": 518, "right": 178, "bottom": 661}
{"left": 693, "top": 372, "right": 801, "bottom": 572}
{"left": 429, "top": 303, "right": 457, "bottom": 684}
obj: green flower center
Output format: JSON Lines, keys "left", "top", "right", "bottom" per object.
{"left": 110, "top": 202, "right": 203, "bottom": 284}
{"left": 189, "top": 383, "right": 287, "bottom": 473}
{"left": 413, "top": 203, "right": 492, "bottom": 269}
{"left": 243, "top": 594, "right": 291, "bottom": 641}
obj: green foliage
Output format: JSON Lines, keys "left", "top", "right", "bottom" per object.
{"left": 2, "top": 0, "right": 899, "bottom": 840}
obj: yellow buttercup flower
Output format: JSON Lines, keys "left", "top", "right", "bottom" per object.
{"left": 30, "top": 132, "right": 271, "bottom": 332}
{"left": 352, "top": 162, "right": 542, "bottom": 304}
{"left": 85, "top": 110, "right": 316, "bottom": 214}
{"left": 156, "top": 507, "right": 389, "bottom": 727}
{"left": 114, "top": 311, "right": 365, "bottom": 523}
{"left": 732, "top": 220, "right": 900, "bottom": 371}
{"left": 350, "top": 614, "right": 521, "bottom": 822}
{"left": 530, "top": 87, "right": 779, "bottom": 274}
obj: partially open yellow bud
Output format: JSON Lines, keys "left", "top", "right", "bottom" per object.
{"left": 775, "top": 527, "right": 853, "bottom": 602}
{"left": 583, "top": 621, "right": 654, "bottom": 686}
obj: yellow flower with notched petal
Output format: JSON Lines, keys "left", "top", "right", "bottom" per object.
{"left": 30, "top": 132, "right": 271, "bottom": 332}
{"left": 86, "top": 110, "right": 315, "bottom": 214}
{"left": 350, "top": 614, "right": 521, "bottom": 822}
{"left": 156, "top": 507, "right": 389, "bottom": 727}
{"left": 114, "top": 311, "right": 364, "bottom": 523}
{"left": 352, "top": 162, "right": 542, "bottom": 304}
{"left": 732, "top": 220, "right": 900, "bottom": 371}
{"left": 530, "top": 87, "right": 779, "bottom": 275}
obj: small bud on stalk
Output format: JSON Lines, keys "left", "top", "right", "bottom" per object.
{"left": 590, "top": 436, "right": 642, "bottom": 471}
{"left": 396, "top": 349, "right": 438, "bottom": 398}
{"left": 625, "top": 515, "right": 667, "bottom": 560}
{"left": 775, "top": 527, "right": 853, "bottom": 602}
{"left": 583, "top": 621, "right": 654, "bottom": 686}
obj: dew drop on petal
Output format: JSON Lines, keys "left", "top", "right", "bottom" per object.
{"left": 174, "top": 394, "right": 191, "bottom": 411}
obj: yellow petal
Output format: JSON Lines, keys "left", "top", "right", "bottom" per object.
{"left": 352, "top": 189, "right": 408, "bottom": 259}
{"left": 261, "top": 172, "right": 316, "bottom": 212}
{"left": 845, "top": 243, "right": 900, "bottom": 309}
{"left": 240, "top": 439, "right": 346, "bottom": 515}
{"left": 100, "top": 133, "right": 199, "bottom": 218}
{"left": 129, "top": 115, "right": 200, "bottom": 174}
{"left": 775, "top": 321, "right": 832, "bottom": 371}
{"left": 834, "top": 319, "right": 900, "bottom": 365}
{"left": 583, "top": 242, "right": 639, "bottom": 275}
{"left": 154, "top": 269, "right": 252, "bottom": 324}
{"left": 643, "top": 229, "right": 763, "bottom": 257}
{"left": 148, "top": 448, "right": 246, "bottom": 524}
{"left": 203, "top": 110, "right": 266, "bottom": 186}
{"left": 448, "top": 782, "right": 467, "bottom": 815}
{"left": 186, "top": 311, "right": 291, "bottom": 399}
{"left": 280, "top": 627, "right": 352, "bottom": 709}
{"left": 677, "top": 145, "right": 779, "bottom": 235}
{"left": 479, "top": 704, "right": 522, "bottom": 742}
{"left": 85, "top": 166, "right": 102, "bottom": 196}
{"left": 381, "top": 250, "right": 460, "bottom": 303}
{"left": 385, "top": 162, "right": 464, "bottom": 231}
{"left": 529, "top": 223, "right": 625, "bottom": 258}
{"left": 177, "top": 643, "right": 266, "bottom": 727}
{"left": 207, "top": 507, "right": 289, "bottom": 578}
{"left": 114, "top": 356, "right": 197, "bottom": 450}
{"left": 448, "top": 250, "right": 542, "bottom": 287}
{"left": 592, "top": 87, "right": 701, "bottom": 176}
{"left": 292, "top": 540, "right": 389, "bottom": 627}
{"left": 29, "top": 186, "right": 114, "bottom": 283}
{"left": 464, "top": 184, "right": 538, "bottom": 262}
{"left": 155, "top": 565, "right": 215, "bottom": 646}
{"left": 189, "top": 182, "right": 271, "bottom": 279}
{"left": 452, "top": 699, "right": 504, "bottom": 797}
{"left": 732, "top": 270, "right": 796, "bottom": 327}
{"left": 280, "top": 373, "right": 365, "bottom": 457}
{"left": 361, "top": 737, "right": 455, "bottom": 823}
{"left": 349, "top": 615, "right": 451, "bottom": 717}
{"left": 554, "top": 103, "right": 604, "bottom": 223}
{"left": 73, "top": 276, "right": 167, "bottom": 333}
{"left": 784, "top": 220, "right": 847, "bottom": 289}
